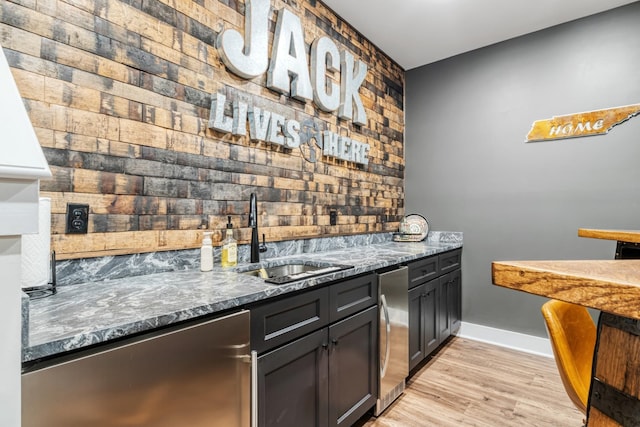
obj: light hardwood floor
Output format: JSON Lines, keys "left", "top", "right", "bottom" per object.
{"left": 358, "top": 337, "right": 584, "bottom": 427}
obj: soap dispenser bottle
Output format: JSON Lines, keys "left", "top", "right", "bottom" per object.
{"left": 221, "top": 216, "right": 238, "bottom": 267}
{"left": 200, "top": 231, "right": 214, "bottom": 272}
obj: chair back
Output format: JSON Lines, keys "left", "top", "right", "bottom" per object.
{"left": 541, "top": 299, "right": 596, "bottom": 414}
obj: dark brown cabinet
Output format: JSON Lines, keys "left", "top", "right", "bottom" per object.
{"left": 251, "top": 286, "right": 329, "bottom": 354}
{"left": 408, "top": 255, "right": 439, "bottom": 288}
{"left": 328, "top": 306, "right": 378, "bottom": 426}
{"left": 257, "top": 328, "right": 329, "bottom": 427}
{"left": 439, "top": 248, "right": 462, "bottom": 274}
{"left": 444, "top": 269, "right": 462, "bottom": 334}
{"left": 408, "top": 249, "right": 462, "bottom": 371}
{"left": 252, "top": 273, "right": 378, "bottom": 427}
{"left": 408, "top": 278, "right": 438, "bottom": 369}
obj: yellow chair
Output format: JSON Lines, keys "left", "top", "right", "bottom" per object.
{"left": 541, "top": 299, "right": 596, "bottom": 414}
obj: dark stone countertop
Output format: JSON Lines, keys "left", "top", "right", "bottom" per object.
{"left": 24, "top": 233, "right": 462, "bottom": 363}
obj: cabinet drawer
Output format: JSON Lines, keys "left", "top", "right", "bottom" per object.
{"left": 408, "top": 256, "right": 439, "bottom": 288}
{"left": 329, "top": 273, "right": 378, "bottom": 323}
{"left": 439, "top": 249, "right": 462, "bottom": 274}
{"left": 251, "top": 287, "right": 329, "bottom": 354}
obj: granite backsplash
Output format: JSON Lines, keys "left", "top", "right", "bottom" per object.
{"left": 55, "top": 232, "right": 462, "bottom": 287}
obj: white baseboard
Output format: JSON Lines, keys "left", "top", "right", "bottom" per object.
{"left": 456, "top": 321, "right": 553, "bottom": 358}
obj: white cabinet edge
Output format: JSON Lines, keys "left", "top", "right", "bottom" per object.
{"left": 0, "top": 180, "right": 41, "bottom": 236}
{"left": 0, "top": 45, "right": 51, "bottom": 181}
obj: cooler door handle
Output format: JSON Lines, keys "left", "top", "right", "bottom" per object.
{"left": 380, "top": 293, "right": 391, "bottom": 378}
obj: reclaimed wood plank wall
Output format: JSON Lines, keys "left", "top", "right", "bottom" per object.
{"left": 1, "top": 0, "right": 405, "bottom": 259}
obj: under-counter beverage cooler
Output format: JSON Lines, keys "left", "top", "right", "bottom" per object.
{"left": 375, "top": 266, "right": 409, "bottom": 416}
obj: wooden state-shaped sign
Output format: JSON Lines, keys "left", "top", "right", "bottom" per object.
{"left": 526, "top": 104, "right": 640, "bottom": 142}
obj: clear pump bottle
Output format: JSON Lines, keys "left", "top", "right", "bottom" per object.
{"left": 221, "top": 216, "right": 238, "bottom": 267}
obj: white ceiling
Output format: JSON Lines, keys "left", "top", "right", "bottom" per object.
{"left": 321, "top": 0, "right": 638, "bottom": 70}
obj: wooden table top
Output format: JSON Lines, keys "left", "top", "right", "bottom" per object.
{"left": 492, "top": 260, "right": 640, "bottom": 320}
{"left": 578, "top": 228, "right": 640, "bottom": 243}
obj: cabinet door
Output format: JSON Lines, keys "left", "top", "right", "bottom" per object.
{"left": 257, "top": 329, "right": 329, "bottom": 427}
{"left": 438, "top": 274, "right": 451, "bottom": 342}
{"left": 446, "top": 269, "right": 462, "bottom": 334}
{"left": 408, "top": 283, "right": 425, "bottom": 371}
{"left": 408, "top": 279, "right": 439, "bottom": 370}
{"left": 328, "top": 305, "right": 378, "bottom": 426}
{"left": 422, "top": 279, "right": 440, "bottom": 357}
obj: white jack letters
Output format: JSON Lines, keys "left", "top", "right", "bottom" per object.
{"left": 217, "top": 0, "right": 368, "bottom": 124}
{"left": 217, "top": 0, "right": 270, "bottom": 79}
{"left": 311, "top": 37, "right": 341, "bottom": 112}
{"left": 267, "top": 8, "right": 313, "bottom": 101}
{"left": 339, "top": 51, "right": 367, "bottom": 126}
{"left": 213, "top": 0, "right": 370, "bottom": 165}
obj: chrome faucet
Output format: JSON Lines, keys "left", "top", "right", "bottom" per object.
{"left": 249, "top": 193, "right": 267, "bottom": 262}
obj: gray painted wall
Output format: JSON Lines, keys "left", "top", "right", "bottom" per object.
{"left": 405, "top": 3, "right": 640, "bottom": 337}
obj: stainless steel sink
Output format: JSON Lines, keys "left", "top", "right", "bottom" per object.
{"left": 240, "top": 261, "right": 353, "bottom": 284}
{"left": 243, "top": 264, "right": 322, "bottom": 278}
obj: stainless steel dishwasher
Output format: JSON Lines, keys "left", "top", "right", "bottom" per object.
{"left": 22, "top": 310, "right": 252, "bottom": 427}
{"left": 375, "top": 266, "right": 409, "bottom": 416}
